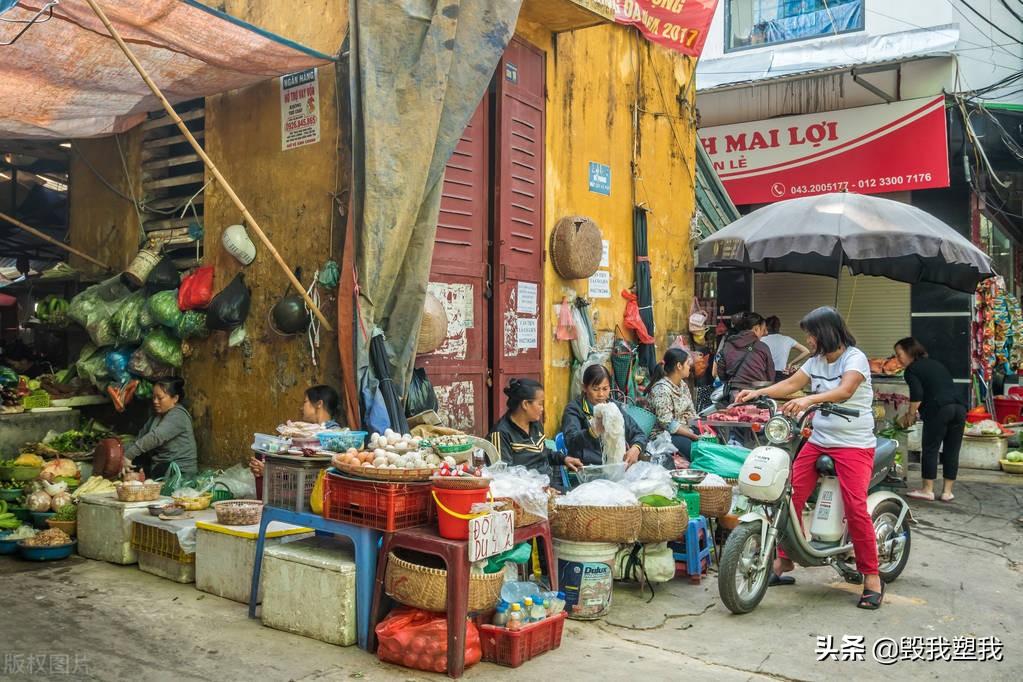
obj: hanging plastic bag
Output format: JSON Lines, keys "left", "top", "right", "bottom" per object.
{"left": 148, "top": 289, "right": 184, "bottom": 328}
{"left": 621, "top": 289, "right": 654, "bottom": 344}
{"left": 406, "top": 367, "right": 439, "bottom": 417}
{"left": 206, "top": 273, "right": 251, "bottom": 331}
{"left": 146, "top": 257, "right": 180, "bottom": 294}
{"left": 106, "top": 379, "right": 139, "bottom": 413}
{"left": 104, "top": 347, "right": 133, "bottom": 385}
{"left": 111, "top": 290, "right": 147, "bottom": 345}
{"left": 555, "top": 297, "right": 576, "bottom": 341}
{"left": 69, "top": 276, "right": 132, "bottom": 347}
{"left": 143, "top": 328, "right": 183, "bottom": 367}
{"left": 175, "top": 310, "right": 209, "bottom": 340}
{"left": 690, "top": 436, "right": 750, "bottom": 480}
{"left": 128, "top": 348, "right": 175, "bottom": 380}
{"left": 178, "top": 266, "right": 215, "bottom": 311}
{"left": 75, "top": 344, "right": 110, "bottom": 388}
{"left": 375, "top": 606, "right": 482, "bottom": 674}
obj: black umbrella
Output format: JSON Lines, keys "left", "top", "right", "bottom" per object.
{"left": 370, "top": 331, "right": 409, "bottom": 435}
{"left": 697, "top": 193, "right": 994, "bottom": 293}
{"left": 633, "top": 206, "right": 656, "bottom": 372}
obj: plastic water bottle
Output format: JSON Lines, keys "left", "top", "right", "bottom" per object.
{"left": 548, "top": 592, "right": 566, "bottom": 615}
{"left": 500, "top": 581, "right": 540, "bottom": 605}
{"left": 523, "top": 598, "right": 535, "bottom": 622}
{"left": 492, "top": 602, "right": 509, "bottom": 627}
{"left": 508, "top": 603, "right": 523, "bottom": 631}
{"left": 530, "top": 599, "right": 548, "bottom": 623}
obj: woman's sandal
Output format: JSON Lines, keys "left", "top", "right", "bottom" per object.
{"left": 768, "top": 573, "right": 796, "bottom": 587}
{"left": 857, "top": 582, "right": 886, "bottom": 610}
{"left": 940, "top": 493, "right": 955, "bottom": 502}
{"left": 906, "top": 489, "right": 935, "bottom": 501}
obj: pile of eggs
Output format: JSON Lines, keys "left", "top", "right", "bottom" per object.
{"left": 332, "top": 429, "right": 458, "bottom": 471}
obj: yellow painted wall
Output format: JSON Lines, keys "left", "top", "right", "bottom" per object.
{"left": 514, "top": 18, "right": 698, "bottom": 432}
{"left": 185, "top": 0, "right": 348, "bottom": 466}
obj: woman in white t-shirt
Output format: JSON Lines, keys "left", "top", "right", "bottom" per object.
{"left": 761, "top": 316, "right": 811, "bottom": 381}
{"left": 737, "top": 307, "right": 884, "bottom": 610}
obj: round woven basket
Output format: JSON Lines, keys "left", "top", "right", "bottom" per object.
{"left": 115, "top": 482, "right": 162, "bottom": 502}
{"left": 695, "top": 485, "right": 733, "bottom": 518}
{"left": 416, "top": 292, "right": 448, "bottom": 355}
{"left": 550, "top": 216, "right": 603, "bottom": 280}
{"left": 495, "top": 498, "right": 544, "bottom": 528}
{"left": 637, "top": 504, "right": 689, "bottom": 543}
{"left": 431, "top": 476, "right": 491, "bottom": 490}
{"left": 384, "top": 552, "right": 503, "bottom": 613}
{"left": 550, "top": 504, "right": 641, "bottom": 543}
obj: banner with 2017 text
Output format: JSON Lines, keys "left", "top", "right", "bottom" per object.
{"left": 583, "top": 0, "right": 719, "bottom": 57}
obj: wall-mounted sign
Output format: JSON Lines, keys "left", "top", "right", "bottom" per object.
{"left": 588, "top": 270, "right": 611, "bottom": 299}
{"left": 600, "top": 240, "right": 610, "bottom": 267}
{"left": 699, "top": 96, "right": 949, "bottom": 205}
{"left": 588, "top": 162, "right": 611, "bottom": 196}
{"left": 280, "top": 69, "right": 320, "bottom": 151}
{"left": 582, "top": 0, "right": 718, "bottom": 57}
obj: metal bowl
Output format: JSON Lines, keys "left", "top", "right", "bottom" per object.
{"left": 671, "top": 469, "right": 707, "bottom": 484}
{"left": 148, "top": 503, "right": 184, "bottom": 517}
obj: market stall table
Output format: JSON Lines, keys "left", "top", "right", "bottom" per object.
{"left": 77, "top": 492, "right": 172, "bottom": 564}
{"left": 129, "top": 508, "right": 217, "bottom": 583}
{"left": 246, "top": 507, "right": 381, "bottom": 650}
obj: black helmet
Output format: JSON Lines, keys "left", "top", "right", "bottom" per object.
{"left": 270, "top": 294, "right": 310, "bottom": 335}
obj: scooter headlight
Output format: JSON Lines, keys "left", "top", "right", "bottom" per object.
{"left": 765, "top": 416, "right": 793, "bottom": 444}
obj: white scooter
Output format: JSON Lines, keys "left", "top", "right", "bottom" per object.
{"left": 718, "top": 399, "right": 912, "bottom": 614}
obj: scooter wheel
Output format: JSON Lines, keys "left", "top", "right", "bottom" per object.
{"left": 873, "top": 500, "right": 911, "bottom": 582}
{"left": 718, "top": 522, "right": 770, "bottom": 614}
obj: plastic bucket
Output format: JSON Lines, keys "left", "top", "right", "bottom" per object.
{"left": 553, "top": 538, "right": 617, "bottom": 620}
{"left": 122, "top": 247, "right": 161, "bottom": 288}
{"left": 432, "top": 486, "right": 489, "bottom": 540}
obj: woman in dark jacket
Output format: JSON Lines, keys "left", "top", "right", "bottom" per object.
{"left": 489, "top": 378, "right": 582, "bottom": 482}
{"left": 561, "top": 365, "right": 647, "bottom": 466}
{"left": 718, "top": 312, "right": 775, "bottom": 403}
{"left": 894, "top": 338, "right": 966, "bottom": 502}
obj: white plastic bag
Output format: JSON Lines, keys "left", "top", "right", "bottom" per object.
{"left": 483, "top": 463, "right": 550, "bottom": 520}
{"left": 622, "top": 461, "right": 675, "bottom": 499}
{"left": 213, "top": 464, "right": 257, "bottom": 499}
{"left": 557, "top": 479, "right": 639, "bottom": 507}
{"left": 697, "top": 473, "right": 729, "bottom": 488}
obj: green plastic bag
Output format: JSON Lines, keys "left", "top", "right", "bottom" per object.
{"left": 158, "top": 461, "right": 183, "bottom": 496}
{"left": 175, "top": 310, "right": 209, "bottom": 340}
{"left": 484, "top": 541, "right": 533, "bottom": 574}
{"left": 148, "top": 289, "right": 183, "bottom": 328}
{"left": 143, "top": 328, "right": 183, "bottom": 367}
{"left": 111, "top": 290, "right": 147, "bottom": 345}
{"left": 690, "top": 435, "right": 750, "bottom": 480}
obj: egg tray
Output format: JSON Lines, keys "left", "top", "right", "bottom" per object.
{"left": 332, "top": 462, "right": 439, "bottom": 482}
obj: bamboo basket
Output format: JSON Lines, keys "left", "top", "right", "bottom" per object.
{"left": 213, "top": 500, "right": 263, "bottom": 526}
{"left": 173, "top": 493, "right": 213, "bottom": 511}
{"left": 495, "top": 498, "right": 544, "bottom": 528}
{"left": 695, "top": 485, "right": 733, "bottom": 518}
{"left": 549, "top": 504, "right": 642, "bottom": 543}
{"left": 637, "top": 504, "right": 689, "bottom": 543}
{"left": 384, "top": 552, "right": 503, "bottom": 613}
{"left": 115, "top": 482, "right": 162, "bottom": 502}
{"left": 333, "top": 462, "right": 438, "bottom": 482}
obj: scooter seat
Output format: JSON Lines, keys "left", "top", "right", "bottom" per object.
{"left": 815, "top": 455, "right": 836, "bottom": 476}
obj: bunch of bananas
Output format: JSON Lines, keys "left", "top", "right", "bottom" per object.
{"left": 0, "top": 500, "right": 19, "bottom": 529}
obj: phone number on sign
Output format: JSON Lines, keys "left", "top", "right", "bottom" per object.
{"left": 785, "top": 173, "right": 935, "bottom": 196}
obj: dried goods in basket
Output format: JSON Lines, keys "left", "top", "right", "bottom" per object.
{"left": 213, "top": 499, "right": 263, "bottom": 525}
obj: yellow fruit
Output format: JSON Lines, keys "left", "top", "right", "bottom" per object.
{"left": 309, "top": 469, "right": 326, "bottom": 515}
{"left": 13, "top": 453, "right": 44, "bottom": 468}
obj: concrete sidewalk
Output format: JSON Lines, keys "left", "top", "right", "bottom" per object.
{"left": 0, "top": 467, "right": 1020, "bottom": 681}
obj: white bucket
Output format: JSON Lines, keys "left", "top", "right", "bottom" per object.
{"left": 122, "top": 247, "right": 161, "bottom": 287}
{"left": 554, "top": 538, "right": 617, "bottom": 620}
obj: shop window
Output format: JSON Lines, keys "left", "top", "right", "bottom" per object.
{"left": 980, "top": 213, "right": 1015, "bottom": 294}
{"left": 725, "top": 0, "right": 864, "bottom": 52}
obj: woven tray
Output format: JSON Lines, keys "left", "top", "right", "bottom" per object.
{"left": 431, "top": 476, "right": 491, "bottom": 490}
{"left": 550, "top": 504, "right": 641, "bottom": 543}
{"left": 173, "top": 493, "right": 212, "bottom": 511}
{"left": 694, "top": 485, "right": 733, "bottom": 518}
{"left": 333, "top": 462, "right": 438, "bottom": 482}
{"left": 384, "top": 552, "right": 503, "bottom": 613}
{"left": 637, "top": 504, "right": 689, "bottom": 543}
{"left": 115, "top": 482, "right": 162, "bottom": 502}
{"left": 213, "top": 499, "right": 263, "bottom": 525}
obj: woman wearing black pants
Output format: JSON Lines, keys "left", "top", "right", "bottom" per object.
{"left": 895, "top": 338, "right": 966, "bottom": 502}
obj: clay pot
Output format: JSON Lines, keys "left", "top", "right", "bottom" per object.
{"left": 93, "top": 438, "right": 124, "bottom": 480}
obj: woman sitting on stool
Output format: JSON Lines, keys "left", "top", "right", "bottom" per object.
{"left": 647, "top": 347, "right": 699, "bottom": 466}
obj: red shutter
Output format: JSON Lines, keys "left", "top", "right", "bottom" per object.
{"left": 415, "top": 97, "right": 490, "bottom": 434}
{"left": 491, "top": 37, "right": 546, "bottom": 417}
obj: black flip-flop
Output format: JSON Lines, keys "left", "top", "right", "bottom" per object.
{"left": 768, "top": 573, "right": 796, "bottom": 587}
{"left": 857, "top": 582, "right": 886, "bottom": 610}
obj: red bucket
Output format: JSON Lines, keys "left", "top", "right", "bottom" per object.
{"left": 432, "top": 486, "right": 490, "bottom": 540}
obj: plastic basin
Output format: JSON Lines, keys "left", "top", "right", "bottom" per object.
{"left": 0, "top": 534, "right": 20, "bottom": 555}
{"left": 11, "top": 466, "right": 42, "bottom": 481}
{"left": 18, "top": 540, "right": 76, "bottom": 561}
{"left": 31, "top": 511, "right": 55, "bottom": 529}
{"left": 0, "top": 488, "right": 23, "bottom": 502}
{"left": 317, "top": 431, "right": 367, "bottom": 452}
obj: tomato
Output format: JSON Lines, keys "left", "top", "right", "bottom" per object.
{"left": 409, "top": 636, "right": 426, "bottom": 654}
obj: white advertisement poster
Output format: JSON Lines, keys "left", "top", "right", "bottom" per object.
{"left": 516, "top": 318, "right": 538, "bottom": 349}
{"left": 280, "top": 69, "right": 321, "bottom": 151}
{"left": 588, "top": 270, "right": 611, "bottom": 298}
{"left": 600, "top": 240, "right": 610, "bottom": 267}
{"left": 516, "top": 282, "right": 537, "bottom": 315}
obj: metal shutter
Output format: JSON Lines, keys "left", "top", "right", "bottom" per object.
{"left": 753, "top": 272, "right": 910, "bottom": 359}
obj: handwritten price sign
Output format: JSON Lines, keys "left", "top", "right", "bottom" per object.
{"left": 468, "top": 510, "right": 514, "bottom": 562}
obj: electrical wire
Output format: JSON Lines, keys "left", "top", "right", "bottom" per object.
{"left": 1000, "top": 0, "right": 1023, "bottom": 23}
{"left": 947, "top": 0, "right": 1023, "bottom": 49}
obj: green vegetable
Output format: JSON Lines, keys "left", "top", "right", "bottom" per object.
{"left": 639, "top": 494, "right": 680, "bottom": 508}
{"left": 111, "top": 290, "right": 147, "bottom": 344}
{"left": 143, "top": 328, "right": 183, "bottom": 367}
{"left": 148, "top": 290, "right": 184, "bottom": 328}
{"left": 175, "top": 310, "right": 209, "bottom": 340}
{"left": 1007, "top": 451, "right": 1023, "bottom": 463}
{"left": 54, "top": 504, "right": 77, "bottom": 521}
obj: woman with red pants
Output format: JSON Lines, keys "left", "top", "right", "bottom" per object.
{"left": 737, "top": 307, "right": 884, "bottom": 610}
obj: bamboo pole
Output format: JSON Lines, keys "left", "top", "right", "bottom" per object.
{"left": 0, "top": 210, "right": 110, "bottom": 270}
{"left": 82, "top": 0, "right": 333, "bottom": 331}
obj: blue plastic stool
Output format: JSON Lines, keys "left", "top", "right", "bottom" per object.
{"left": 669, "top": 516, "right": 712, "bottom": 584}
{"left": 247, "top": 506, "right": 381, "bottom": 650}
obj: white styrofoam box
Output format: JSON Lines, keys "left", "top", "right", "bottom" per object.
{"left": 261, "top": 537, "right": 357, "bottom": 647}
{"left": 959, "top": 436, "right": 1008, "bottom": 471}
{"left": 78, "top": 493, "right": 172, "bottom": 564}
{"left": 907, "top": 423, "right": 922, "bottom": 452}
{"left": 195, "top": 520, "right": 313, "bottom": 604}
{"left": 137, "top": 549, "right": 195, "bottom": 584}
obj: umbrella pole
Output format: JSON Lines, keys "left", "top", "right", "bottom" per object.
{"left": 0, "top": 210, "right": 109, "bottom": 270}
{"left": 834, "top": 250, "right": 843, "bottom": 309}
{"left": 83, "top": 0, "right": 332, "bottom": 332}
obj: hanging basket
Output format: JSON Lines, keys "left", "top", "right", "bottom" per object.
{"left": 550, "top": 216, "right": 603, "bottom": 280}
{"left": 416, "top": 292, "right": 448, "bottom": 355}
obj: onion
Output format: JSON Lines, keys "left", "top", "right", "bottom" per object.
{"left": 50, "top": 492, "right": 73, "bottom": 512}
{"left": 27, "top": 490, "right": 52, "bottom": 513}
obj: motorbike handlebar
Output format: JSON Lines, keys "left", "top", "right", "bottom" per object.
{"left": 823, "top": 404, "right": 860, "bottom": 418}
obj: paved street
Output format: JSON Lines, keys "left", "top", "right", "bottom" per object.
{"left": 1, "top": 466, "right": 1020, "bottom": 682}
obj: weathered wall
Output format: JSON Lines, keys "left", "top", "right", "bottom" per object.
{"left": 68, "top": 131, "right": 144, "bottom": 275}
{"left": 514, "top": 18, "right": 698, "bottom": 432}
{"left": 187, "top": 0, "right": 348, "bottom": 466}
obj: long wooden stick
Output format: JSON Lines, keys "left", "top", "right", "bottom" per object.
{"left": 0, "top": 210, "right": 110, "bottom": 270}
{"left": 83, "top": 0, "right": 333, "bottom": 331}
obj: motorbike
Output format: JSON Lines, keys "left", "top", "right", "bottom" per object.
{"left": 717, "top": 398, "right": 912, "bottom": 614}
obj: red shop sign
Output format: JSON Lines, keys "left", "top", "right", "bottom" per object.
{"left": 699, "top": 96, "right": 950, "bottom": 205}
{"left": 585, "top": 0, "right": 719, "bottom": 57}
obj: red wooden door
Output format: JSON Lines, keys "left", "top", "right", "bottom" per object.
{"left": 415, "top": 97, "right": 490, "bottom": 434}
{"left": 491, "top": 37, "right": 546, "bottom": 417}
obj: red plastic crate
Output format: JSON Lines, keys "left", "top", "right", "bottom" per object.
{"left": 479, "top": 612, "right": 567, "bottom": 668}
{"left": 993, "top": 396, "right": 1023, "bottom": 424}
{"left": 322, "top": 471, "right": 434, "bottom": 531}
